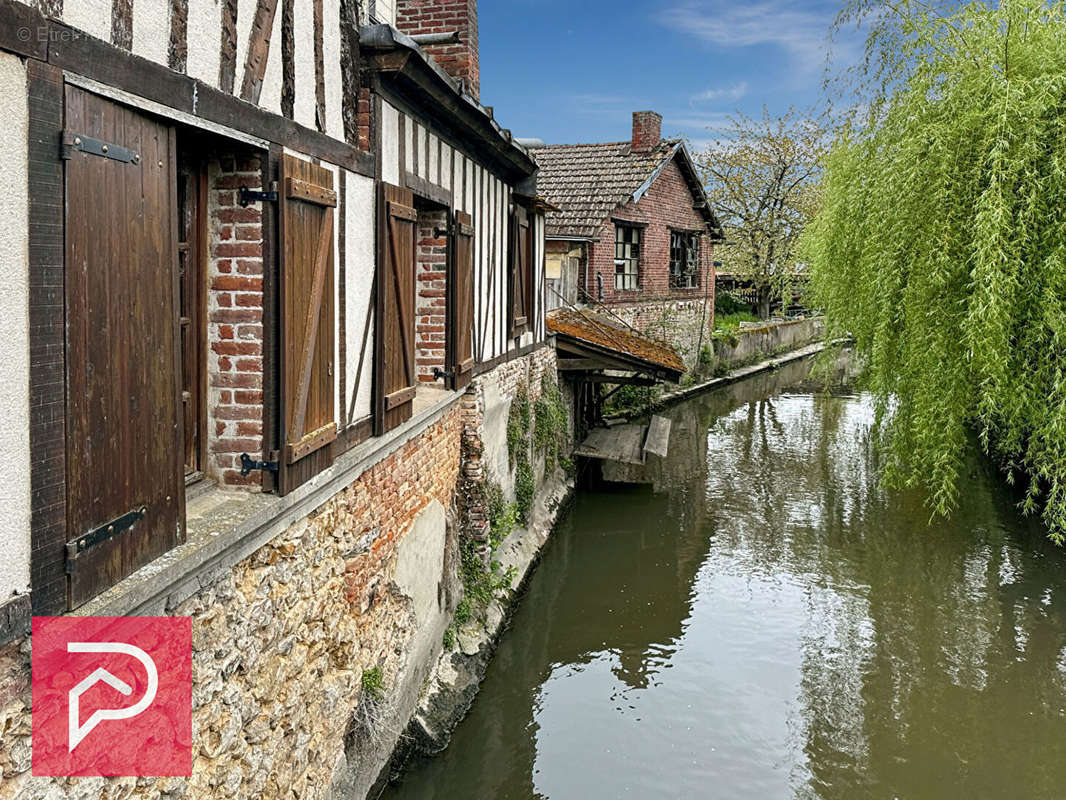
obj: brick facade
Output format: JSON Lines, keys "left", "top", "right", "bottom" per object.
{"left": 416, "top": 210, "right": 449, "bottom": 383}
{"left": 586, "top": 158, "right": 715, "bottom": 308}
{"left": 395, "top": 0, "right": 480, "bottom": 100}
{"left": 207, "top": 155, "right": 266, "bottom": 487}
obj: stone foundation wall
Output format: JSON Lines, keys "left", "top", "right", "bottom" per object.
{"left": 0, "top": 345, "right": 569, "bottom": 800}
{"left": 610, "top": 298, "right": 714, "bottom": 370}
{"left": 715, "top": 317, "right": 825, "bottom": 369}
{"left": 0, "top": 406, "right": 462, "bottom": 800}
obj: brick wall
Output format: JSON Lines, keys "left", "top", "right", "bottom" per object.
{"left": 586, "top": 158, "right": 715, "bottom": 308}
{"left": 207, "top": 155, "right": 265, "bottom": 487}
{"left": 0, "top": 405, "right": 462, "bottom": 800}
{"left": 395, "top": 0, "right": 480, "bottom": 100}
{"left": 416, "top": 210, "right": 448, "bottom": 383}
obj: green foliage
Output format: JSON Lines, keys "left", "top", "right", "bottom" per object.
{"left": 715, "top": 290, "right": 753, "bottom": 316}
{"left": 699, "top": 345, "right": 714, "bottom": 368}
{"left": 806, "top": 0, "right": 1066, "bottom": 541}
{"left": 507, "top": 380, "right": 532, "bottom": 467}
{"left": 485, "top": 481, "right": 518, "bottom": 549}
{"left": 602, "top": 383, "right": 661, "bottom": 417}
{"left": 514, "top": 456, "right": 535, "bottom": 525}
{"left": 715, "top": 312, "right": 760, "bottom": 331}
{"left": 360, "top": 667, "right": 384, "bottom": 700}
{"left": 533, "top": 374, "right": 569, "bottom": 470}
{"left": 442, "top": 627, "right": 456, "bottom": 651}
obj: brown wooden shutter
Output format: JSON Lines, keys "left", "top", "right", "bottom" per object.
{"left": 278, "top": 154, "right": 337, "bottom": 491}
{"left": 375, "top": 183, "right": 417, "bottom": 433}
{"left": 510, "top": 204, "right": 531, "bottom": 337}
{"left": 63, "top": 86, "right": 185, "bottom": 608}
{"left": 450, "top": 210, "right": 475, "bottom": 390}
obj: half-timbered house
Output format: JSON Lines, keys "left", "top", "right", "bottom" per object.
{"left": 0, "top": 0, "right": 564, "bottom": 796}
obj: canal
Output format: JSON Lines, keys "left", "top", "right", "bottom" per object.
{"left": 384, "top": 355, "right": 1066, "bottom": 799}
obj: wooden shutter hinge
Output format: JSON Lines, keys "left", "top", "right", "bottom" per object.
{"left": 240, "top": 451, "right": 280, "bottom": 476}
{"left": 239, "top": 183, "right": 279, "bottom": 207}
{"left": 61, "top": 133, "right": 140, "bottom": 165}
{"left": 432, "top": 366, "right": 455, "bottom": 381}
{"left": 65, "top": 506, "right": 147, "bottom": 573}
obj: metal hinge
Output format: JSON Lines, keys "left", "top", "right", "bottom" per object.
{"left": 239, "top": 183, "right": 279, "bottom": 207}
{"left": 65, "top": 506, "right": 147, "bottom": 573}
{"left": 61, "top": 133, "right": 141, "bottom": 165}
{"left": 240, "top": 452, "right": 279, "bottom": 476}
{"left": 432, "top": 367, "right": 455, "bottom": 381}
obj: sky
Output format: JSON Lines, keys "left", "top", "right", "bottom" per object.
{"left": 478, "top": 0, "right": 859, "bottom": 149}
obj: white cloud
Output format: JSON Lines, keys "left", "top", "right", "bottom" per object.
{"left": 691, "top": 82, "right": 749, "bottom": 104}
{"left": 661, "top": 0, "right": 842, "bottom": 73}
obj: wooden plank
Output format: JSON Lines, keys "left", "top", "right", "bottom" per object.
{"left": 312, "top": 0, "right": 325, "bottom": 131}
{"left": 219, "top": 0, "right": 238, "bottom": 92}
{"left": 281, "top": 0, "right": 294, "bottom": 118}
{"left": 111, "top": 0, "right": 133, "bottom": 50}
{"left": 239, "top": 0, "right": 280, "bottom": 104}
{"left": 385, "top": 386, "right": 416, "bottom": 410}
{"left": 289, "top": 211, "right": 333, "bottom": 443}
{"left": 643, "top": 415, "right": 672, "bottom": 459}
{"left": 287, "top": 421, "right": 336, "bottom": 463}
{"left": 168, "top": 0, "right": 188, "bottom": 71}
{"left": 27, "top": 59, "right": 67, "bottom": 616}
{"left": 286, "top": 176, "right": 338, "bottom": 206}
{"left": 260, "top": 144, "right": 281, "bottom": 493}
{"left": 574, "top": 425, "right": 646, "bottom": 466}
{"left": 278, "top": 154, "right": 336, "bottom": 491}
{"left": 63, "top": 86, "right": 184, "bottom": 608}
{"left": 557, "top": 358, "right": 610, "bottom": 372}
{"left": 378, "top": 183, "right": 416, "bottom": 432}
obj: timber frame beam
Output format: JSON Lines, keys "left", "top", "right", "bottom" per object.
{"left": 0, "top": 0, "right": 375, "bottom": 176}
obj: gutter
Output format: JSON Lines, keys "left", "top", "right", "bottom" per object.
{"left": 361, "top": 24, "right": 537, "bottom": 181}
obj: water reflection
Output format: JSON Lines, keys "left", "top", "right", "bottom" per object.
{"left": 384, "top": 355, "right": 1066, "bottom": 800}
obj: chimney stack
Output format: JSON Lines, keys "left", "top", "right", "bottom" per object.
{"left": 396, "top": 0, "right": 480, "bottom": 100}
{"left": 631, "top": 111, "right": 662, "bottom": 153}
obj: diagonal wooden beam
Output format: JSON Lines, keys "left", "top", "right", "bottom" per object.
{"left": 289, "top": 211, "right": 333, "bottom": 444}
{"left": 239, "top": 0, "right": 279, "bottom": 104}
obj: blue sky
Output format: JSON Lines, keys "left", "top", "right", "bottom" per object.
{"left": 479, "top": 0, "right": 857, "bottom": 148}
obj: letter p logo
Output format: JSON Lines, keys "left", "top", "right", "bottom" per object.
{"left": 33, "top": 617, "right": 190, "bottom": 776}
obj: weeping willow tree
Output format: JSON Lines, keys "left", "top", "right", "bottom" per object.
{"left": 805, "top": 0, "right": 1066, "bottom": 541}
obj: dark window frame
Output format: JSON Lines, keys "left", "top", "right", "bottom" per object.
{"left": 614, "top": 224, "right": 641, "bottom": 291}
{"left": 669, "top": 230, "right": 700, "bottom": 289}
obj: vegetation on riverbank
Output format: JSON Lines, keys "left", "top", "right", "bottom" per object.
{"left": 805, "top": 0, "right": 1066, "bottom": 541}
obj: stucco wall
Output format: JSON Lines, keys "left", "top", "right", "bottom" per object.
{"left": 715, "top": 317, "right": 826, "bottom": 368}
{"left": 0, "top": 54, "right": 31, "bottom": 602}
{"left": 344, "top": 171, "right": 376, "bottom": 424}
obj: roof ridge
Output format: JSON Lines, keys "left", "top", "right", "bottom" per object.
{"left": 531, "top": 140, "right": 631, "bottom": 150}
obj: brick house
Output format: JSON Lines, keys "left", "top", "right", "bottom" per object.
{"left": 532, "top": 111, "right": 723, "bottom": 366}
{"left": 0, "top": 0, "right": 567, "bottom": 796}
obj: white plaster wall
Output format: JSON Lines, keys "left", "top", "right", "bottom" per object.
{"left": 440, "top": 143, "right": 451, "bottom": 193}
{"left": 292, "top": 0, "right": 316, "bottom": 129}
{"left": 260, "top": 12, "right": 283, "bottom": 116}
{"left": 374, "top": 0, "right": 396, "bottom": 26}
{"left": 132, "top": 0, "right": 171, "bottom": 63}
{"left": 345, "top": 171, "right": 375, "bottom": 423}
{"left": 402, "top": 113, "right": 412, "bottom": 177}
{"left": 417, "top": 125, "right": 427, "bottom": 180}
{"left": 427, "top": 132, "right": 438, "bottom": 184}
{"left": 234, "top": 0, "right": 258, "bottom": 94}
{"left": 63, "top": 0, "right": 112, "bottom": 44}
{"left": 0, "top": 55, "right": 32, "bottom": 601}
{"left": 322, "top": 0, "right": 343, "bottom": 140}
{"left": 381, "top": 102, "right": 399, "bottom": 186}
{"left": 185, "top": 0, "right": 222, "bottom": 87}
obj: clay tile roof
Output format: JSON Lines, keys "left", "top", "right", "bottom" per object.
{"left": 547, "top": 309, "right": 685, "bottom": 380}
{"left": 530, "top": 140, "right": 681, "bottom": 239}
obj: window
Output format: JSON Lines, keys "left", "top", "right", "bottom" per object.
{"left": 670, "top": 231, "right": 700, "bottom": 289}
{"left": 615, "top": 225, "right": 640, "bottom": 290}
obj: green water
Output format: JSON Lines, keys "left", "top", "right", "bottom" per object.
{"left": 384, "top": 357, "right": 1066, "bottom": 800}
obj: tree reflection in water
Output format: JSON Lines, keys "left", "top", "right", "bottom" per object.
{"left": 385, "top": 353, "right": 1066, "bottom": 800}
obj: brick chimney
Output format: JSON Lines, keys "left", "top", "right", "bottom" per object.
{"left": 396, "top": 0, "right": 480, "bottom": 100}
{"left": 631, "top": 111, "right": 662, "bottom": 153}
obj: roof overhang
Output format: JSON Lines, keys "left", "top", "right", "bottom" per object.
{"left": 547, "top": 310, "right": 685, "bottom": 383}
{"left": 632, "top": 142, "right": 724, "bottom": 241}
{"left": 361, "top": 25, "right": 538, "bottom": 182}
